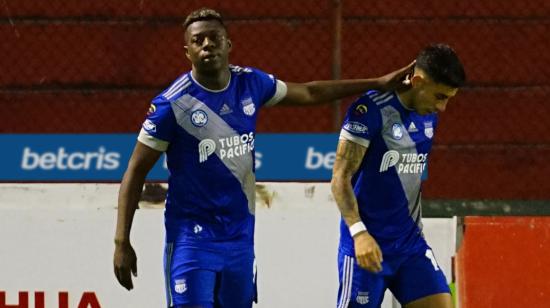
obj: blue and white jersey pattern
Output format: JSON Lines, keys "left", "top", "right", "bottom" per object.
{"left": 138, "top": 65, "right": 287, "bottom": 248}
{"left": 339, "top": 90, "right": 438, "bottom": 256}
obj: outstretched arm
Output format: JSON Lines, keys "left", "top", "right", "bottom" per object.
{"left": 279, "top": 61, "right": 414, "bottom": 105}
{"left": 331, "top": 139, "right": 383, "bottom": 273}
{"left": 114, "top": 141, "right": 162, "bottom": 290}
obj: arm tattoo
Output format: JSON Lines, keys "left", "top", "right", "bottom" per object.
{"left": 331, "top": 140, "right": 367, "bottom": 227}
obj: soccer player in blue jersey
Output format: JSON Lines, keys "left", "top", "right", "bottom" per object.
{"left": 331, "top": 44, "right": 465, "bottom": 308}
{"left": 113, "top": 8, "right": 414, "bottom": 308}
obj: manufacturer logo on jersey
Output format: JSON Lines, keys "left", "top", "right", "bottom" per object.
{"left": 198, "top": 139, "right": 216, "bottom": 163}
{"left": 407, "top": 121, "right": 418, "bottom": 132}
{"left": 392, "top": 123, "right": 403, "bottom": 140}
{"left": 424, "top": 121, "right": 434, "bottom": 139}
{"left": 191, "top": 110, "right": 208, "bottom": 127}
{"left": 356, "top": 292, "right": 370, "bottom": 305}
{"left": 142, "top": 119, "right": 156, "bottom": 132}
{"left": 174, "top": 279, "right": 187, "bottom": 294}
{"left": 241, "top": 98, "right": 256, "bottom": 116}
{"left": 343, "top": 121, "right": 368, "bottom": 134}
{"left": 219, "top": 103, "right": 233, "bottom": 115}
{"left": 380, "top": 151, "right": 429, "bottom": 174}
{"left": 354, "top": 104, "right": 368, "bottom": 115}
{"left": 379, "top": 150, "right": 400, "bottom": 172}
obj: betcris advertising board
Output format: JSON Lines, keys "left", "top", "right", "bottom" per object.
{"left": 0, "top": 134, "right": 339, "bottom": 181}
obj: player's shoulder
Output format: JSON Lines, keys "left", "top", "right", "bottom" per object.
{"left": 157, "top": 72, "right": 193, "bottom": 102}
{"left": 230, "top": 64, "right": 274, "bottom": 81}
{"left": 349, "top": 90, "right": 387, "bottom": 114}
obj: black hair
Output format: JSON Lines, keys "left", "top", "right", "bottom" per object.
{"left": 416, "top": 44, "right": 466, "bottom": 88}
{"left": 183, "top": 8, "right": 225, "bottom": 30}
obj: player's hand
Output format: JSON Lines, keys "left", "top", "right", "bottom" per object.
{"left": 113, "top": 241, "right": 138, "bottom": 290}
{"left": 353, "top": 232, "right": 383, "bottom": 273}
{"left": 376, "top": 61, "right": 415, "bottom": 91}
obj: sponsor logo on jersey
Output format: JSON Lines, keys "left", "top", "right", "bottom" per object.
{"left": 424, "top": 121, "right": 434, "bottom": 139}
{"left": 198, "top": 139, "right": 216, "bottom": 163}
{"left": 392, "top": 123, "right": 403, "bottom": 140}
{"left": 174, "top": 279, "right": 187, "bottom": 294}
{"left": 198, "top": 132, "right": 255, "bottom": 163}
{"left": 241, "top": 98, "right": 256, "bottom": 116}
{"left": 380, "top": 150, "right": 428, "bottom": 174}
{"left": 407, "top": 121, "right": 418, "bottom": 132}
{"left": 356, "top": 292, "right": 370, "bottom": 305}
{"left": 343, "top": 121, "right": 368, "bottom": 134}
{"left": 190, "top": 110, "right": 208, "bottom": 127}
{"left": 142, "top": 119, "right": 156, "bottom": 132}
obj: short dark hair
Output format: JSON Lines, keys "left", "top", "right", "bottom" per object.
{"left": 416, "top": 44, "right": 466, "bottom": 88}
{"left": 183, "top": 8, "right": 225, "bottom": 30}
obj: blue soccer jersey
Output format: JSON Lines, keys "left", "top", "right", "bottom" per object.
{"left": 138, "top": 65, "right": 287, "bottom": 248}
{"left": 338, "top": 90, "right": 438, "bottom": 256}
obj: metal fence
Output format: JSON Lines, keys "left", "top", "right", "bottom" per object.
{"left": 1, "top": 0, "right": 550, "bottom": 199}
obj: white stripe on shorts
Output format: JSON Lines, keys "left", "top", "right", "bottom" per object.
{"left": 337, "top": 255, "right": 354, "bottom": 308}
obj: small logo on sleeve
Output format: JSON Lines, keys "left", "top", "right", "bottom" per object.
{"left": 343, "top": 122, "right": 368, "bottom": 134}
{"left": 142, "top": 119, "right": 157, "bottom": 132}
{"left": 174, "top": 279, "right": 187, "bottom": 294}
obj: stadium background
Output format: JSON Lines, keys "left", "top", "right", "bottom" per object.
{"left": 1, "top": 1, "right": 550, "bottom": 307}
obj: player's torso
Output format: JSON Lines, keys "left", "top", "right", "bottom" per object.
{"left": 162, "top": 68, "right": 264, "bottom": 245}
{"left": 355, "top": 91, "right": 437, "bottom": 254}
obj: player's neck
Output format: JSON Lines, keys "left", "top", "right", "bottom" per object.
{"left": 191, "top": 68, "right": 231, "bottom": 91}
{"left": 396, "top": 88, "right": 415, "bottom": 111}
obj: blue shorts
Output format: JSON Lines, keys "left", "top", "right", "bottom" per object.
{"left": 164, "top": 243, "right": 257, "bottom": 308}
{"left": 336, "top": 247, "right": 450, "bottom": 307}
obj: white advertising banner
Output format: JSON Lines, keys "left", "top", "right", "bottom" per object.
{"left": 0, "top": 184, "right": 455, "bottom": 308}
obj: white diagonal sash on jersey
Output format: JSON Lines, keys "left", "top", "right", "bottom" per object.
{"left": 171, "top": 94, "right": 256, "bottom": 215}
{"left": 380, "top": 105, "right": 423, "bottom": 229}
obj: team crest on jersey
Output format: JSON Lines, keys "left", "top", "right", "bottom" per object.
{"left": 356, "top": 292, "right": 369, "bottom": 305}
{"left": 174, "top": 279, "right": 187, "bottom": 294}
{"left": 241, "top": 98, "right": 256, "bottom": 116}
{"left": 191, "top": 110, "right": 208, "bottom": 127}
{"left": 424, "top": 121, "right": 434, "bottom": 138}
{"left": 392, "top": 123, "right": 404, "bottom": 140}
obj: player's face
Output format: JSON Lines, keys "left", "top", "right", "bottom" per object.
{"left": 184, "top": 20, "right": 231, "bottom": 73}
{"left": 411, "top": 77, "right": 458, "bottom": 115}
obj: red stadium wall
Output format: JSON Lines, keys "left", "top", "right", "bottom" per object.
{"left": 456, "top": 217, "right": 550, "bottom": 307}
{"left": 1, "top": 0, "right": 549, "bottom": 199}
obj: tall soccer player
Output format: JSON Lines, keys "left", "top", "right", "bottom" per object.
{"left": 113, "top": 8, "right": 413, "bottom": 308}
{"left": 331, "top": 44, "right": 465, "bottom": 308}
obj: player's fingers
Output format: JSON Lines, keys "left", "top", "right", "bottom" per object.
{"left": 116, "top": 267, "right": 133, "bottom": 290}
{"left": 131, "top": 260, "right": 138, "bottom": 277}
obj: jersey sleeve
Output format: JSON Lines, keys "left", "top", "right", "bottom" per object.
{"left": 137, "top": 96, "right": 178, "bottom": 152}
{"left": 339, "top": 94, "right": 382, "bottom": 148}
{"left": 248, "top": 67, "right": 287, "bottom": 107}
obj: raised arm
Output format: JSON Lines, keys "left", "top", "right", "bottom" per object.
{"left": 114, "top": 141, "right": 163, "bottom": 290}
{"left": 278, "top": 61, "right": 414, "bottom": 105}
{"left": 331, "top": 139, "right": 383, "bottom": 273}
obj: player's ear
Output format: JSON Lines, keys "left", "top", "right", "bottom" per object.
{"left": 410, "top": 74, "right": 425, "bottom": 87}
{"left": 184, "top": 45, "right": 191, "bottom": 60}
{"left": 227, "top": 39, "right": 232, "bottom": 51}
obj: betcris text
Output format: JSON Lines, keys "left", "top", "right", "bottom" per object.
{"left": 21, "top": 147, "right": 120, "bottom": 171}
{"left": 305, "top": 147, "right": 335, "bottom": 170}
